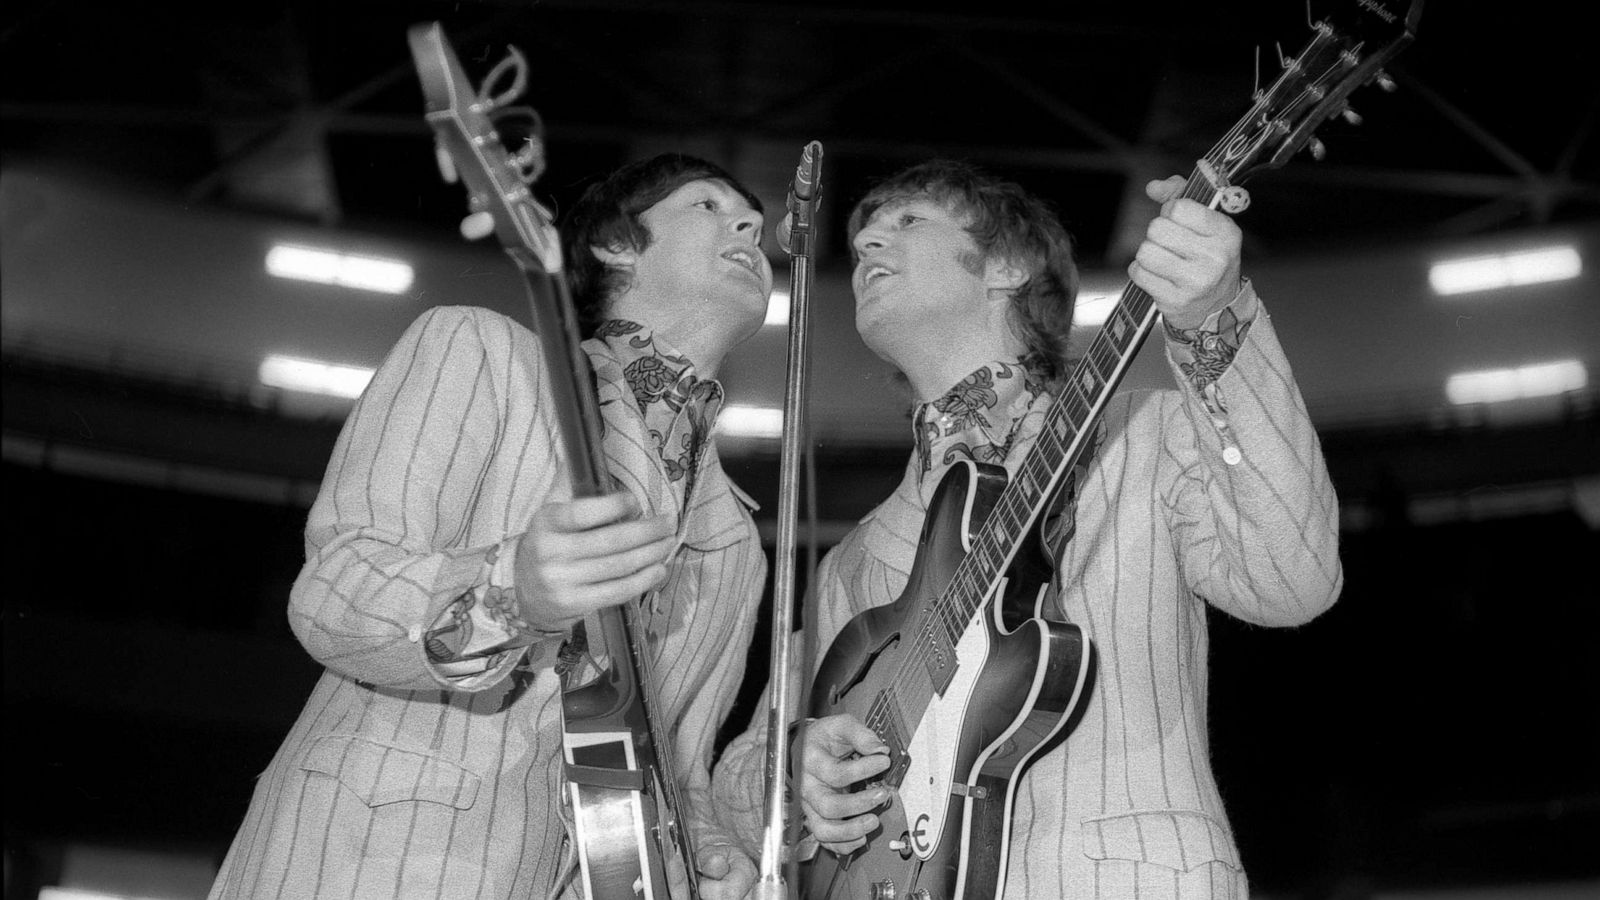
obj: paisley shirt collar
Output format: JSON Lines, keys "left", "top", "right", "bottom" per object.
{"left": 591, "top": 319, "right": 724, "bottom": 485}
{"left": 911, "top": 358, "right": 1047, "bottom": 477}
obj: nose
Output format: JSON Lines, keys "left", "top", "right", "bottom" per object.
{"left": 852, "top": 224, "right": 886, "bottom": 257}
{"left": 730, "top": 206, "right": 761, "bottom": 241}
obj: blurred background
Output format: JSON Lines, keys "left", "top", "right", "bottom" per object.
{"left": 3, "top": 1, "right": 1597, "bottom": 898}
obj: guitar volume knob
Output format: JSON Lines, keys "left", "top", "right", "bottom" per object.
{"left": 870, "top": 880, "right": 897, "bottom": 900}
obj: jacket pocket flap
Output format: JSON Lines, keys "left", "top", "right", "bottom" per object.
{"left": 1081, "top": 809, "right": 1241, "bottom": 871}
{"left": 300, "top": 735, "right": 481, "bottom": 810}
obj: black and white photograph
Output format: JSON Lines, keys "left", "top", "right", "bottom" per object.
{"left": 3, "top": 2, "right": 1596, "bottom": 899}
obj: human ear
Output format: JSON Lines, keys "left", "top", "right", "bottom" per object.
{"left": 984, "top": 257, "right": 1028, "bottom": 291}
{"left": 590, "top": 242, "right": 638, "bottom": 268}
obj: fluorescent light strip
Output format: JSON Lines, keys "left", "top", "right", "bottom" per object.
{"left": 259, "top": 354, "right": 375, "bottom": 400}
{"left": 1429, "top": 245, "right": 1582, "bottom": 296}
{"left": 763, "top": 288, "right": 792, "bottom": 326}
{"left": 1074, "top": 291, "right": 1118, "bottom": 327}
{"left": 1446, "top": 359, "right": 1587, "bottom": 405}
{"left": 716, "top": 405, "right": 784, "bottom": 438}
{"left": 266, "top": 244, "right": 414, "bottom": 294}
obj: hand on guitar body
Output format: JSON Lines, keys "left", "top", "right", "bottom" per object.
{"left": 513, "top": 491, "right": 676, "bottom": 632}
{"left": 793, "top": 713, "right": 894, "bottom": 856}
{"left": 690, "top": 842, "right": 757, "bottom": 900}
{"left": 1129, "top": 175, "right": 1245, "bottom": 331}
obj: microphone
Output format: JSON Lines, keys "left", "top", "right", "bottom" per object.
{"left": 776, "top": 141, "right": 823, "bottom": 254}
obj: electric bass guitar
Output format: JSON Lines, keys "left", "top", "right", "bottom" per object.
{"left": 409, "top": 22, "right": 699, "bottom": 900}
{"left": 801, "top": 3, "right": 1422, "bottom": 899}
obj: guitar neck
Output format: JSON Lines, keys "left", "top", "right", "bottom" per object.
{"left": 943, "top": 166, "right": 1225, "bottom": 628}
{"left": 509, "top": 250, "right": 612, "bottom": 498}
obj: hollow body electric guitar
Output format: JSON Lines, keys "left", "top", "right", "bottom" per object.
{"left": 408, "top": 22, "right": 698, "bottom": 900}
{"left": 801, "top": 4, "right": 1422, "bottom": 900}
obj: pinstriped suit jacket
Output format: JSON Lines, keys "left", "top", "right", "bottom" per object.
{"left": 713, "top": 292, "right": 1341, "bottom": 898}
{"left": 210, "top": 306, "right": 766, "bottom": 900}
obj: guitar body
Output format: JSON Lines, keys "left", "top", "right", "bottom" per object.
{"left": 802, "top": 460, "right": 1093, "bottom": 900}
{"left": 561, "top": 617, "right": 687, "bottom": 900}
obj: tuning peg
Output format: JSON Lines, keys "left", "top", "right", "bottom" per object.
{"left": 1339, "top": 105, "right": 1363, "bottom": 126}
{"left": 434, "top": 144, "right": 459, "bottom": 184}
{"left": 510, "top": 136, "right": 548, "bottom": 183}
{"left": 460, "top": 211, "right": 495, "bottom": 241}
{"left": 1307, "top": 137, "right": 1327, "bottom": 161}
{"left": 1372, "top": 69, "right": 1398, "bottom": 92}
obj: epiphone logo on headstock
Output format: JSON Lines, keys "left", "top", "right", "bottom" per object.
{"left": 1356, "top": 0, "right": 1399, "bottom": 23}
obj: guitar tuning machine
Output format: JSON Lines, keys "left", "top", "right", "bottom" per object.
{"left": 478, "top": 45, "right": 530, "bottom": 112}
{"left": 460, "top": 211, "right": 496, "bottom": 241}
{"left": 1306, "top": 137, "right": 1327, "bottom": 161}
{"left": 1339, "top": 105, "right": 1364, "bottom": 126}
{"left": 510, "top": 134, "right": 547, "bottom": 184}
{"left": 434, "top": 143, "right": 459, "bottom": 185}
{"left": 1372, "top": 68, "right": 1398, "bottom": 92}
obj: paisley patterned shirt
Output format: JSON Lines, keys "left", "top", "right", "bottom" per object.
{"left": 424, "top": 319, "right": 727, "bottom": 670}
{"left": 913, "top": 358, "right": 1048, "bottom": 480}
{"left": 596, "top": 319, "right": 725, "bottom": 498}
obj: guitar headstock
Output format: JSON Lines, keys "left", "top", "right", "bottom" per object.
{"left": 407, "top": 22, "right": 561, "bottom": 272}
{"left": 1212, "top": 0, "right": 1423, "bottom": 186}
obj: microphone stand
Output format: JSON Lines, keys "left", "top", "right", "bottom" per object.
{"left": 755, "top": 140, "right": 824, "bottom": 900}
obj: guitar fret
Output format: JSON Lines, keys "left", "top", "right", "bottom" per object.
{"left": 1106, "top": 305, "right": 1132, "bottom": 345}
{"left": 998, "top": 498, "right": 1022, "bottom": 535}
{"left": 955, "top": 570, "right": 980, "bottom": 621}
{"left": 1087, "top": 346, "right": 1116, "bottom": 385}
{"left": 937, "top": 594, "right": 962, "bottom": 638}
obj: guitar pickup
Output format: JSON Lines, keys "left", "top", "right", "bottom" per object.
{"left": 918, "top": 612, "right": 959, "bottom": 694}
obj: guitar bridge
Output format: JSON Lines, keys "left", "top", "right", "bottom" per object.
{"left": 876, "top": 694, "right": 914, "bottom": 788}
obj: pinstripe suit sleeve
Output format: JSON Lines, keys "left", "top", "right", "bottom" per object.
{"left": 708, "top": 637, "right": 804, "bottom": 856}
{"left": 288, "top": 305, "right": 562, "bottom": 691}
{"left": 675, "top": 533, "right": 766, "bottom": 852}
{"left": 1160, "top": 289, "right": 1343, "bottom": 626}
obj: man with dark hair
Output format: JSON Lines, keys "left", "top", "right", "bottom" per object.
{"left": 711, "top": 159, "right": 1341, "bottom": 898}
{"left": 210, "top": 153, "right": 771, "bottom": 900}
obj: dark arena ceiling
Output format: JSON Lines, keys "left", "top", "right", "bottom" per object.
{"left": 3, "top": 0, "right": 1595, "bottom": 267}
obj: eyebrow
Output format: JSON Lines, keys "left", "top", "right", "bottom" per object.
{"left": 871, "top": 196, "right": 945, "bottom": 222}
